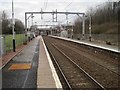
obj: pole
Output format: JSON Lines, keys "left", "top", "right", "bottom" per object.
{"left": 56, "top": 9, "right": 57, "bottom": 22}
{"left": 72, "top": 25, "right": 73, "bottom": 38}
{"left": 25, "top": 13, "right": 28, "bottom": 44}
{"left": 12, "top": 0, "right": 15, "bottom": 52}
{"left": 89, "top": 14, "right": 92, "bottom": 41}
{"left": 52, "top": 11, "right": 54, "bottom": 35}
{"left": 41, "top": 8, "right": 43, "bottom": 20}
{"left": 52, "top": 11, "right": 54, "bottom": 22}
{"left": 66, "top": 11, "right": 68, "bottom": 25}
{"left": 31, "top": 16, "right": 33, "bottom": 26}
{"left": 82, "top": 14, "right": 85, "bottom": 40}
{"left": 66, "top": 11, "right": 68, "bottom": 36}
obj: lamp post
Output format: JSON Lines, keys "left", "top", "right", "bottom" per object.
{"left": 25, "top": 14, "right": 34, "bottom": 43}
{"left": 89, "top": 14, "right": 92, "bottom": 41}
{"left": 31, "top": 15, "right": 34, "bottom": 26}
{"left": 12, "top": 0, "right": 15, "bottom": 52}
{"left": 27, "top": 14, "right": 33, "bottom": 29}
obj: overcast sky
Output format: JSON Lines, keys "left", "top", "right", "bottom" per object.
{"left": 0, "top": 0, "right": 117, "bottom": 27}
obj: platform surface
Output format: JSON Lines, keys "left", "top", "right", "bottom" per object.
{"left": 2, "top": 36, "right": 40, "bottom": 88}
{"left": 37, "top": 36, "right": 62, "bottom": 88}
{"left": 50, "top": 35, "right": 119, "bottom": 53}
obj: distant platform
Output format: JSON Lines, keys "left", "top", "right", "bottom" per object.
{"left": 49, "top": 35, "right": 119, "bottom": 53}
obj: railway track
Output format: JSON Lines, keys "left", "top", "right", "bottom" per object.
{"left": 58, "top": 42, "right": 119, "bottom": 76}
{"left": 45, "top": 38, "right": 103, "bottom": 89}
{"left": 50, "top": 36, "right": 119, "bottom": 75}
{"left": 43, "top": 36, "right": 119, "bottom": 89}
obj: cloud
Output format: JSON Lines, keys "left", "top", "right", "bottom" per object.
{"left": 0, "top": 0, "right": 109, "bottom": 25}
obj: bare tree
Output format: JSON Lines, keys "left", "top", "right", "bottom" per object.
{"left": 74, "top": 1, "right": 119, "bottom": 34}
{"left": 73, "top": 18, "right": 82, "bottom": 34}
{"left": 2, "top": 11, "right": 10, "bottom": 34}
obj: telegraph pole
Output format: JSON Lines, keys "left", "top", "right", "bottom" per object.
{"left": 12, "top": 0, "right": 15, "bottom": 52}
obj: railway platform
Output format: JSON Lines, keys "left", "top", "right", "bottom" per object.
{"left": 2, "top": 36, "right": 119, "bottom": 89}
{"left": 37, "top": 36, "right": 62, "bottom": 88}
{"left": 50, "top": 35, "right": 119, "bottom": 53}
{"left": 43, "top": 36, "right": 119, "bottom": 89}
{"left": 1, "top": 36, "right": 62, "bottom": 89}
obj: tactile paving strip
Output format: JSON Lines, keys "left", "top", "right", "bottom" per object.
{"left": 8, "top": 63, "right": 31, "bottom": 70}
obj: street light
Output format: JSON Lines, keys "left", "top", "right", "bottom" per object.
{"left": 27, "top": 14, "right": 34, "bottom": 29}
{"left": 12, "top": 0, "right": 15, "bottom": 52}
{"left": 31, "top": 15, "right": 34, "bottom": 26}
{"left": 24, "top": 14, "right": 34, "bottom": 43}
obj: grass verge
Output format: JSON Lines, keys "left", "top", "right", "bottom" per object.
{"left": 5, "top": 34, "right": 25, "bottom": 52}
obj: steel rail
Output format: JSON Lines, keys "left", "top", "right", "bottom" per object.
{"left": 51, "top": 43, "right": 106, "bottom": 90}
{"left": 59, "top": 43, "right": 120, "bottom": 76}
{"left": 44, "top": 38, "right": 72, "bottom": 89}
{"left": 48, "top": 47, "right": 72, "bottom": 90}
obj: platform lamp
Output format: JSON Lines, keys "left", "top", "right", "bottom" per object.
{"left": 12, "top": 0, "right": 16, "bottom": 52}
{"left": 31, "top": 15, "right": 34, "bottom": 26}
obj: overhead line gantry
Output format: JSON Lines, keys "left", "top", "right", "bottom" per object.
{"left": 25, "top": 11, "right": 85, "bottom": 39}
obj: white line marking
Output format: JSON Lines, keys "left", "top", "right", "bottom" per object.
{"left": 22, "top": 37, "right": 40, "bottom": 88}
{"left": 22, "top": 70, "right": 30, "bottom": 88}
{"left": 50, "top": 35, "right": 119, "bottom": 53}
{"left": 41, "top": 36, "right": 63, "bottom": 89}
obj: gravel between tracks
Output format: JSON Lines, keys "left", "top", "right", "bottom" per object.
{"left": 43, "top": 36, "right": 119, "bottom": 89}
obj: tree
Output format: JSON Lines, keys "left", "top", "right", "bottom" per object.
{"left": 1, "top": 11, "right": 25, "bottom": 34}
{"left": 2, "top": 11, "right": 10, "bottom": 34}
{"left": 14, "top": 19, "right": 24, "bottom": 34}
{"left": 73, "top": 18, "right": 82, "bottom": 34}
{"left": 75, "top": 1, "right": 119, "bottom": 34}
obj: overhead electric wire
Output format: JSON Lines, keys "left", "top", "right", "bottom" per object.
{"left": 42, "top": 0, "right": 48, "bottom": 11}
{"left": 63, "top": 2, "right": 72, "bottom": 11}
{"left": 44, "top": 0, "right": 48, "bottom": 11}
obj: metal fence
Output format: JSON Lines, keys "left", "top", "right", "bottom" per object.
{"left": 72, "top": 34, "right": 119, "bottom": 46}
{"left": 54, "top": 31, "right": 119, "bottom": 46}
